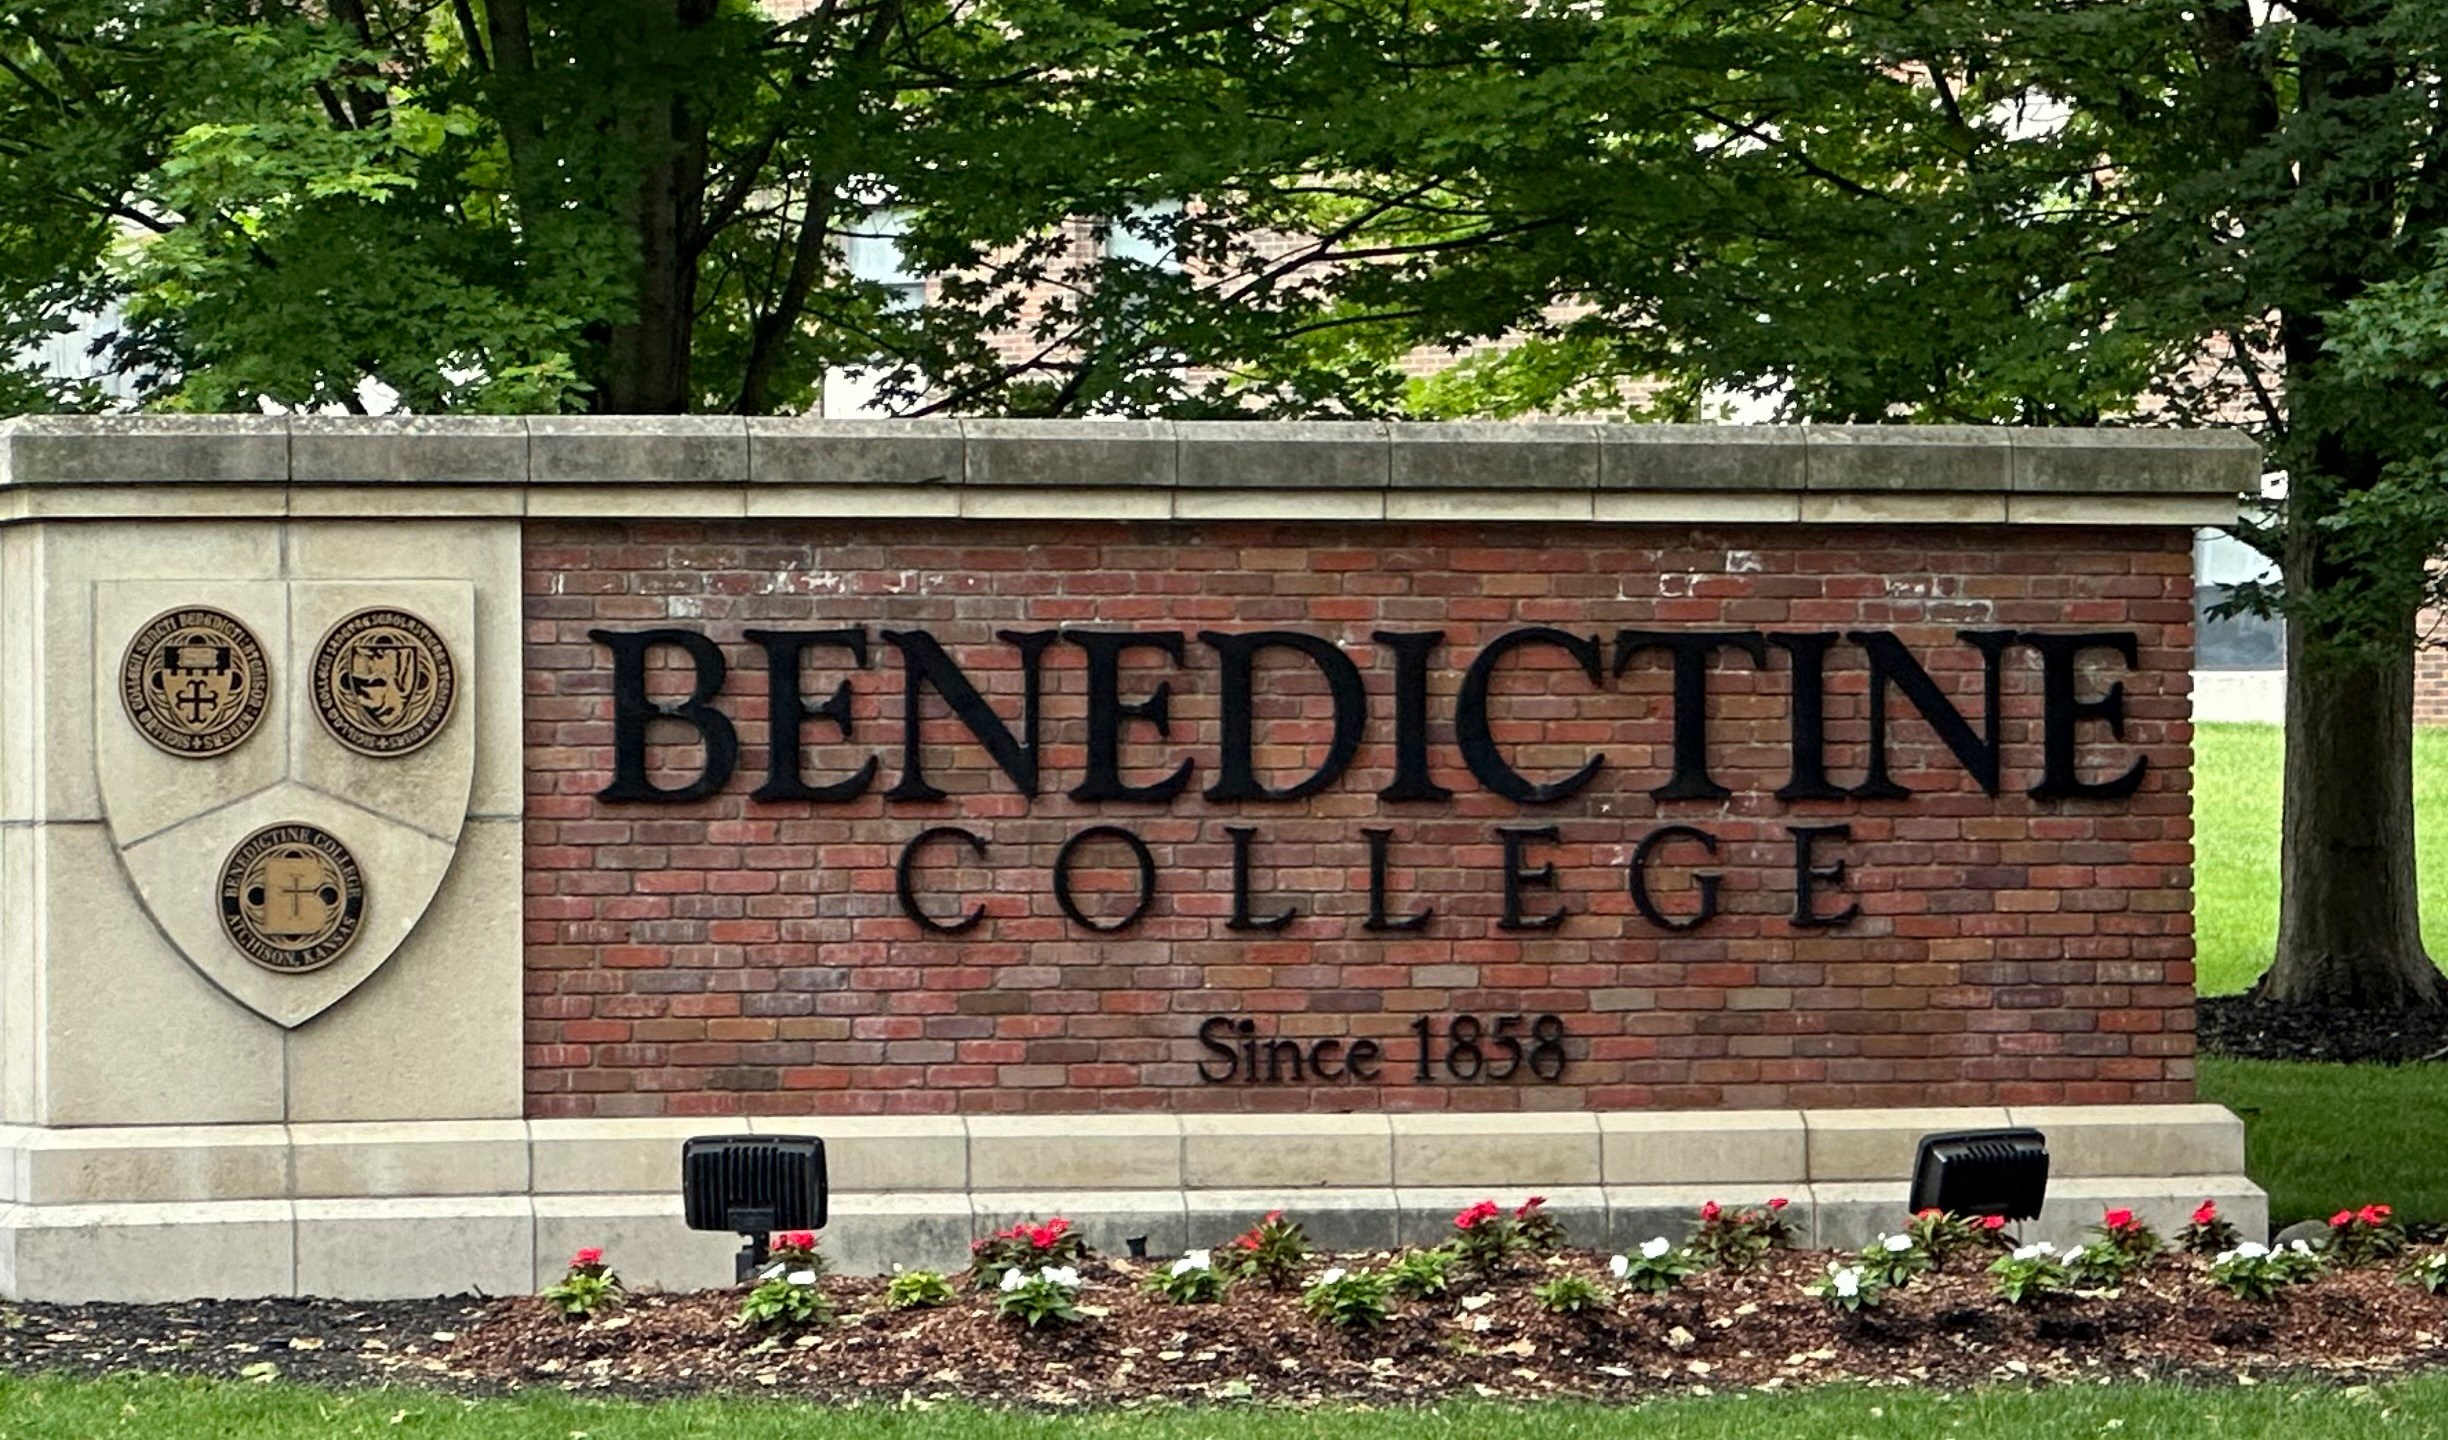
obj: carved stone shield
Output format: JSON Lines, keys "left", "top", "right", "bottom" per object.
{"left": 94, "top": 579, "right": 476, "bottom": 1029}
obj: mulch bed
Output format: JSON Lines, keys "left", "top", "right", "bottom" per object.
{"left": 0, "top": 1294, "right": 487, "bottom": 1391}
{"left": 2197, "top": 995, "right": 2448, "bottom": 1064}
{"left": 8, "top": 1249, "right": 2448, "bottom": 1406}
{"left": 438, "top": 1252, "right": 2448, "bottom": 1405}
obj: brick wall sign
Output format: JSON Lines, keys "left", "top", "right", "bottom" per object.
{"left": 0, "top": 417, "right": 2268, "bottom": 1301}
{"left": 523, "top": 435, "right": 2222, "bottom": 1121}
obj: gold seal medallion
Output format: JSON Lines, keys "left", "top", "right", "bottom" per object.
{"left": 312, "top": 608, "right": 457, "bottom": 757}
{"left": 218, "top": 824, "right": 366, "bottom": 973}
{"left": 119, "top": 607, "right": 271, "bottom": 757}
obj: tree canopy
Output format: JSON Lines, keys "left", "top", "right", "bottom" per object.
{"left": 8, "top": 1, "right": 2447, "bottom": 1001}
{"left": 0, "top": 0, "right": 1690, "bottom": 419}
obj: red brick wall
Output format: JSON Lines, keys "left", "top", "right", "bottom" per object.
{"left": 2418, "top": 608, "right": 2448, "bottom": 724}
{"left": 523, "top": 521, "right": 2197, "bottom": 1118}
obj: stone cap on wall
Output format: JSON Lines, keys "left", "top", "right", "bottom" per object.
{"left": 0, "top": 416, "right": 2258, "bottom": 526}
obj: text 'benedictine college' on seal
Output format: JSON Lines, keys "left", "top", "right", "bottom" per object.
{"left": 312, "top": 607, "right": 457, "bottom": 757}
{"left": 218, "top": 824, "right": 367, "bottom": 973}
{"left": 118, "top": 607, "right": 270, "bottom": 758}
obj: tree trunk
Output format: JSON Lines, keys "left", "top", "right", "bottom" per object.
{"left": 2257, "top": 601, "right": 2446, "bottom": 1008}
{"left": 592, "top": 0, "right": 718, "bottom": 414}
{"left": 594, "top": 142, "right": 699, "bottom": 414}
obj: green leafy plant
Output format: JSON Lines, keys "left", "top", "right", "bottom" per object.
{"left": 1687, "top": 1197, "right": 1795, "bottom": 1272}
{"left": 2178, "top": 1200, "right": 2243, "bottom": 1257}
{"left": 1531, "top": 1272, "right": 1608, "bottom": 1315}
{"left": 1804, "top": 1262, "right": 1883, "bottom": 1314}
{"left": 2064, "top": 1239, "right": 2140, "bottom": 1291}
{"left": 1451, "top": 1199, "right": 1530, "bottom": 1275}
{"left": 539, "top": 1247, "right": 623, "bottom": 1319}
{"left": 1858, "top": 1233, "right": 1934, "bottom": 1289}
{"left": 2209, "top": 1241, "right": 2325, "bottom": 1301}
{"left": 2327, "top": 1205, "right": 2408, "bottom": 1267}
{"left": 2401, "top": 1251, "right": 2448, "bottom": 1296}
{"left": 995, "top": 1265, "right": 1085, "bottom": 1329}
{"left": 1387, "top": 1245, "right": 1463, "bottom": 1300}
{"left": 768, "top": 1229, "right": 829, "bottom": 1276}
{"left": 1512, "top": 1195, "right": 1566, "bottom": 1251}
{"left": 1224, "top": 1210, "right": 1312, "bottom": 1290}
{"left": 885, "top": 1269, "right": 956, "bottom": 1310}
{"left": 1147, "top": 1249, "right": 1230, "bottom": 1305}
{"left": 2087, "top": 1208, "right": 2162, "bottom": 1265}
{"left": 1301, "top": 1266, "right": 1392, "bottom": 1331}
{"left": 969, "top": 1216, "right": 1089, "bottom": 1290}
{"left": 738, "top": 1266, "right": 832, "bottom": 1329}
{"left": 1989, "top": 1242, "right": 2074, "bottom": 1306}
{"left": 1608, "top": 1237, "right": 1700, "bottom": 1295}
{"left": 1905, "top": 1209, "right": 2012, "bottom": 1268}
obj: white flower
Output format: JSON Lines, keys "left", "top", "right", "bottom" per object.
{"left": 1641, "top": 1237, "right": 1673, "bottom": 1261}
{"left": 786, "top": 1269, "right": 816, "bottom": 1286}
{"left": 2010, "top": 1242, "right": 2056, "bottom": 1262}
{"left": 1608, "top": 1254, "right": 1630, "bottom": 1279}
{"left": 1318, "top": 1267, "right": 1346, "bottom": 1286}
{"left": 1882, "top": 1234, "right": 1914, "bottom": 1254}
{"left": 1171, "top": 1249, "right": 1212, "bottom": 1277}
{"left": 2287, "top": 1239, "right": 2314, "bottom": 1256}
{"left": 1042, "top": 1266, "right": 1080, "bottom": 1289}
{"left": 2234, "top": 1241, "right": 2271, "bottom": 1260}
{"left": 999, "top": 1267, "right": 1026, "bottom": 1293}
{"left": 1832, "top": 1267, "right": 1861, "bottom": 1298}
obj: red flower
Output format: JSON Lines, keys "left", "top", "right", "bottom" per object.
{"left": 1237, "top": 1233, "right": 1261, "bottom": 1251}
{"left": 1514, "top": 1196, "right": 1548, "bottom": 1217}
{"left": 2102, "top": 1208, "right": 2135, "bottom": 1231}
{"left": 1263, "top": 1210, "right": 1285, "bottom": 1224}
{"left": 2192, "top": 1200, "right": 2219, "bottom": 1226}
{"left": 1699, "top": 1201, "right": 1722, "bottom": 1223}
{"left": 1980, "top": 1215, "right": 2009, "bottom": 1232}
{"left": 1913, "top": 1208, "right": 1941, "bottom": 1222}
{"left": 776, "top": 1230, "right": 815, "bottom": 1252}
{"left": 1767, "top": 1197, "right": 1789, "bottom": 1212}
{"left": 2330, "top": 1209, "right": 2356, "bottom": 1228}
{"left": 573, "top": 1247, "right": 603, "bottom": 1267}
{"left": 1454, "top": 1200, "right": 1501, "bottom": 1231}
{"left": 2359, "top": 1204, "right": 2393, "bottom": 1226}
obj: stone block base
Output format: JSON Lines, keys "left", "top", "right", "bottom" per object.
{"left": 0, "top": 1106, "right": 2266, "bottom": 1301}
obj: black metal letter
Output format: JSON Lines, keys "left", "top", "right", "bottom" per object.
{"left": 882, "top": 629, "right": 1059, "bottom": 801}
{"left": 1052, "top": 824, "right": 1158, "bottom": 933}
{"left": 1767, "top": 632, "right": 1847, "bottom": 801}
{"left": 894, "top": 825, "right": 988, "bottom": 935}
{"left": 1628, "top": 824, "right": 1722, "bottom": 932}
{"left": 593, "top": 628, "right": 738, "bottom": 803}
{"left": 1789, "top": 823, "right": 1860, "bottom": 929}
{"left": 1613, "top": 631, "right": 1767, "bottom": 801}
{"left": 1227, "top": 826, "right": 1296, "bottom": 932}
{"left": 1499, "top": 825, "right": 1569, "bottom": 931}
{"left": 1847, "top": 630, "right": 2015, "bottom": 799}
{"left": 1196, "top": 1017, "right": 1239, "bottom": 1082}
{"left": 1198, "top": 631, "right": 1367, "bottom": 802}
{"left": 1374, "top": 630, "right": 1454, "bottom": 802}
{"left": 1363, "top": 827, "right": 1434, "bottom": 932}
{"left": 1457, "top": 628, "right": 1605, "bottom": 803}
{"left": 2022, "top": 631, "right": 2148, "bottom": 800}
{"left": 1065, "top": 629, "right": 1193, "bottom": 804}
{"left": 746, "top": 628, "right": 876, "bottom": 803}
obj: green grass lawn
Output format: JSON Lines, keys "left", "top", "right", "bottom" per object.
{"left": 8, "top": 1374, "right": 2448, "bottom": 1440}
{"left": 2191, "top": 722, "right": 2448, "bottom": 1227}
{"left": 2200, "top": 1055, "right": 2448, "bottom": 1225}
{"left": 2193, "top": 721, "right": 2448, "bottom": 996}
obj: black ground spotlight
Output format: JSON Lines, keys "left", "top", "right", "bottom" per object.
{"left": 1907, "top": 1128, "right": 2050, "bottom": 1221}
{"left": 681, "top": 1135, "right": 828, "bottom": 1281}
